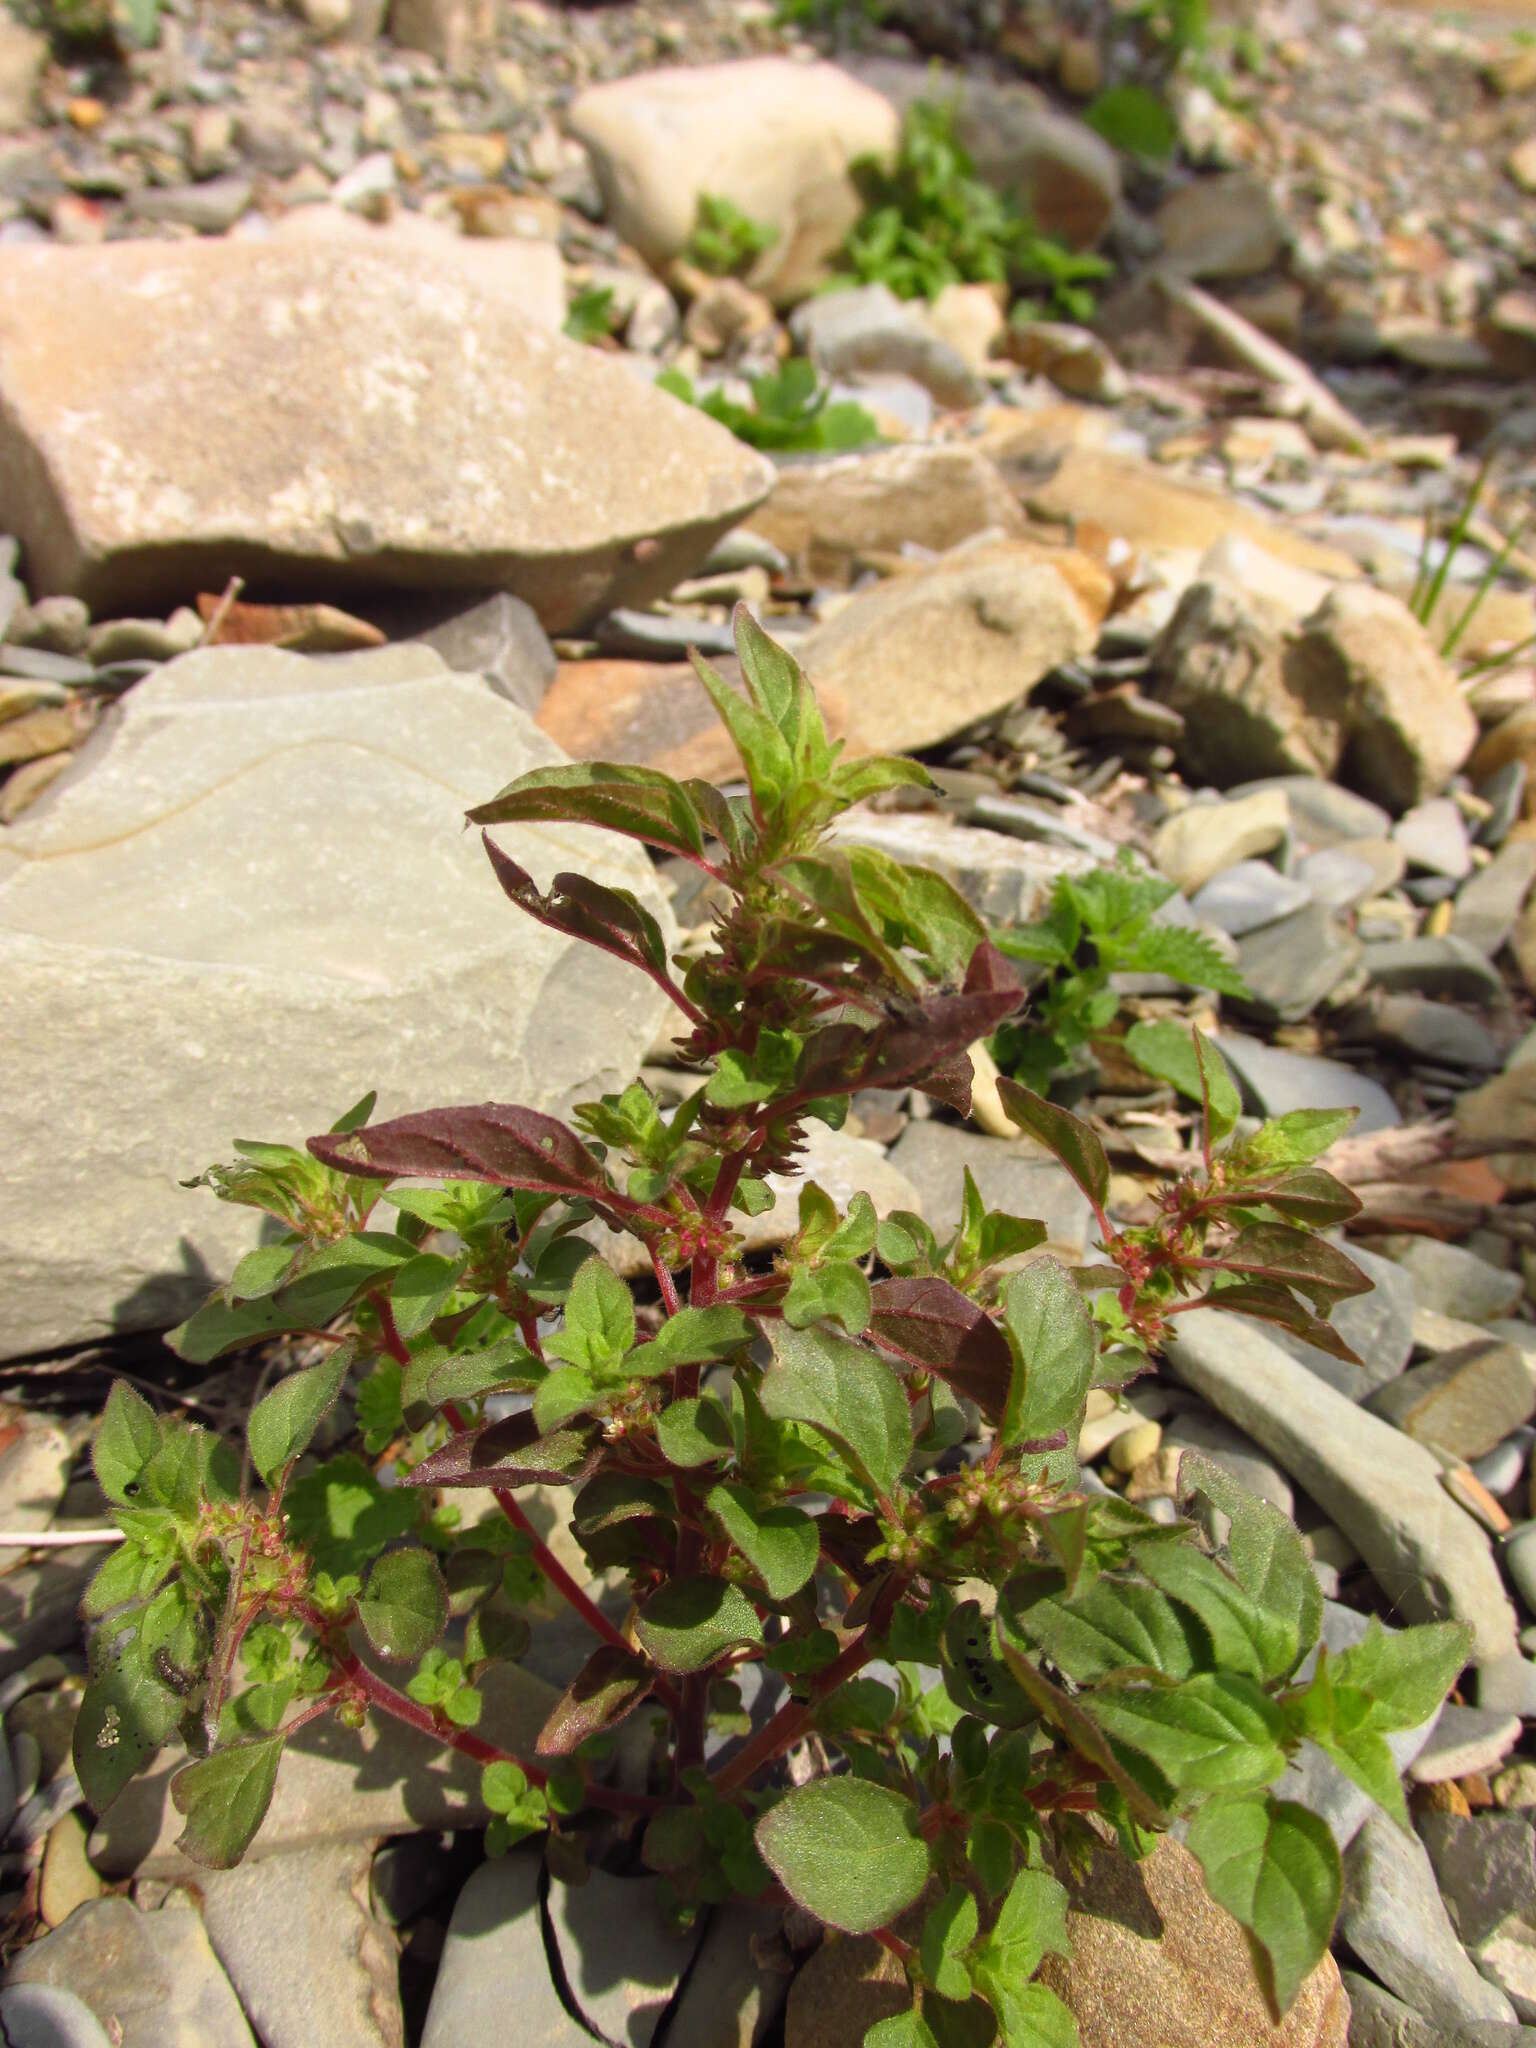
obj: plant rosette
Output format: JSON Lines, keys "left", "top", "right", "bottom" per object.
{"left": 77, "top": 606, "right": 1469, "bottom": 2045}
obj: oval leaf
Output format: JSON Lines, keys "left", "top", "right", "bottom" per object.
{"left": 170, "top": 1731, "right": 285, "bottom": 1869}
{"left": 247, "top": 1351, "right": 351, "bottom": 1488}
{"left": 358, "top": 1547, "right": 448, "bottom": 1662}
{"left": 634, "top": 1575, "right": 763, "bottom": 1674}
{"left": 93, "top": 1381, "right": 163, "bottom": 1507}
{"left": 755, "top": 1778, "right": 930, "bottom": 1935}
{"left": 535, "top": 1645, "right": 654, "bottom": 1757}
{"left": 705, "top": 1483, "right": 820, "bottom": 1600}
{"left": 760, "top": 1323, "right": 913, "bottom": 1499}
{"left": 1000, "top": 1258, "right": 1096, "bottom": 1452}
{"left": 1186, "top": 1793, "right": 1341, "bottom": 2018}
{"left": 869, "top": 1275, "right": 1014, "bottom": 1422}
{"left": 994, "top": 1078, "right": 1109, "bottom": 1212}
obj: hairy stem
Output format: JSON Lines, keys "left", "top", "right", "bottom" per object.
{"left": 711, "top": 1623, "right": 880, "bottom": 1798}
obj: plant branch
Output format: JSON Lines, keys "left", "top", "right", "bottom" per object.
{"left": 710, "top": 1619, "right": 883, "bottom": 1798}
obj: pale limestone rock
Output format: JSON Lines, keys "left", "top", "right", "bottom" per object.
{"left": 0, "top": 645, "right": 675, "bottom": 1358}
{"left": 0, "top": 238, "right": 770, "bottom": 627}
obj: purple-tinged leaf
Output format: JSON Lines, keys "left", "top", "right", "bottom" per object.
{"left": 1213, "top": 1224, "right": 1373, "bottom": 1313}
{"left": 995, "top": 1077, "right": 1110, "bottom": 1214}
{"left": 482, "top": 839, "right": 670, "bottom": 982}
{"left": 535, "top": 1644, "right": 654, "bottom": 1757}
{"left": 1224, "top": 1168, "right": 1362, "bottom": 1228}
{"left": 797, "top": 945, "right": 1026, "bottom": 1105}
{"left": 404, "top": 1410, "right": 599, "bottom": 1490}
{"left": 1198, "top": 1281, "right": 1363, "bottom": 1364}
{"left": 467, "top": 761, "right": 710, "bottom": 863}
{"left": 309, "top": 1104, "right": 612, "bottom": 1203}
{"left": 869, "top": 1275, "right": 1014, "bottom": 1422}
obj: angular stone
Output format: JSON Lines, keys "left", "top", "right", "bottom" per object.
{"left": 546, "top": 1870, "right": 700, "bottom": 2047}
{"left": 665, "top": 1903, "right": 789, "bottom": 2048}
{"left": 566, "top": 60, "right": 900, "bottom": 304}
{"left": 422, "top": 1854, "right": 584, "bottom": 2048}
{"left": 797, "top": 539, "right": 1102, "bottom": 753}
{"left": 0, "top": 645, "right": 674, "bottom": 1358}
{"left": 1366, "top": 1343, "right": 1536, "bottom": 1461}
{"left": 1150, "top": 578, "right": 1342, "bottom": 787}
{"left": 1230, "top": 776, "right": 1392, "bottom": 849}
{"left": 1396, "top": 796, "right": 1473, "bottom": 879}
{"left": 1338, "top": 991, "right": 1502, "bottom": 1074}
{"left": 0, "top": 1550, "right": 102, "bottom": 1682}
{"left": 886, "top": 1121, "right": 1095, "bottom": 1258}
{"left": 393, "top": 592, "right": 557, "bottom": 717}
{"left": 0, "top": 239, "right": 771, "bottom": 628}
{"left": 1156, "top": 169, "right": 1288, "bottom": 279}
{"left": 1166, "top": 1309, "right": 1518, "bottom": 1661}
{"left": 750, "top": 444, "right": 1026, "bottom": 587}
{"left": 1294, "top": 586, "right": 1479, "bottom": 813}
{"left": 1340, "top": 1810, "right": 1517, "bottom": 2032}
{"left": 1339, "top": 1971, "right": 1518, "bottom": 2048}
{"left": 1037, "top": 1838, "right": 1349, "bottom": 2047}
{"left": 1295, "top": 840, "right": 1406, "bottom": 908}
{"left": 1189, "top": 860, "right": 1311, "bottom": 937}
{"left": 1456, "top": 841, "right": 1536, "bottom": 957}
{"left": 1363, "top": 935, "right": 1506, "bottom": 1006}
{"left": 127, "top": 177, "right": 254, "bottom": 234}
{"left": 1233, "top": 901, "right": 1363, "bottom": 1024}
{"left": 1382, "top": 1239, "right": 1525, "bottom": 1325}
{"left": 199, "top": 1841, "right": 403, "bottom": 2048}
{"left": 538, "top": 659, "right": 750, "bottom": 783}
{"left": 90, "top": 1656, "right": 556, "bottom": 1879}
{"left": 6, "top": 1896, "right": 255, "bottom": 2048}
{"left": 1211, "top": 1031, "right": 1400, "bottom": 1137}
{"left": 1410, "top": 1705, "right": 1524, "bottom": 1785}
{"left": 1152, "top": 789, "right": 1291, "bottom": 894}
{"left": 790, "top": 285, "right": 984, "bottom": 408}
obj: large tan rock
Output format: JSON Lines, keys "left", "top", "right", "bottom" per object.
{"left": 0, "top": 645, "right": 675, "bottom": 1357}
{"left": 0, "top": 239, "right": 772, "bottom": 628}
{"left": 1293, "top": 585, "right": 1478, "bottom": 811}
{"left": 1039, "top": 1838, "right": 1350, "bottom": 2048}
{"left": 565, "top": 59, "right": 899, "bottom": 305}
{"left": 750, "top": 443, "right": 1026, "bottom": 585}
{"left": 797, "top": 537, "right": 1105, "bottom": 752}
{"left": 269, "top": 203, "right": 566, "bottom": 331}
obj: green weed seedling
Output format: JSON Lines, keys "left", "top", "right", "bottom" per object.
{"left": 79, "top": 608, "right": 1465, "bottom": 2045}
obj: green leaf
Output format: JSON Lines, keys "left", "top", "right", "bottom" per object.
{"left": 1128, "top": 924, "right": 1250, "bottom": 999}
{"left": 865, "top": 2014, "right": 940, "bottom": 2048}
{"left": 1175, "top": 1452, "right": 1321, "bottom": 1677}
{"left": 247, "top": 1351, "right": 351, "bottom": 1488}
{"left": 93, "top": 1382, "right": 163, "bottom": 1507}
{"left": 690, "top": 650, "right": 796, "bottom": 812}
{"left": 640, "top": 1305, "right": 754, "bottom": 1372}
{"left": 1123, "top": 1023, "right": 1241, "bottom": 1142}
{"left": 1185, "top": 1794, "right": 1340, "bottom": 2017}
{"left": 656, "top": 1397, "right": 734, "bottom": 1467}
{"left": 1133, "top": 1540, "right": 1295, "bottom": 1684}
{"left": 634, "top": 1575, "right": 764, "bottom": 1674}
{"left": 546, "top": 1256, "right": 635, "bottom": 1374}
{"left": 357, "top": 1547, "right": 449, "bottom": 1662}
{"left": 970, "top": 1865, "right": 1072, "bottom": 1999}
{"left": 170, "top": 1732, "right": 285, "bottom": 1869}
{"left": 755, "top": 1778, "right": 930, "bottom": 1935}
{"left": 1084, "top": 81, "right": 1177, "bottom": 158}
{"left": 1086, "top": 1672, "right": 1287, "bottom": 1798}
{"left": 228, "top": 1240, "right": 300, "bottom": 1300}
{"left": 987, "top": 1982, "right": 1080, "bottom": 2048}
{"left": 1237, "top": 1109, "right": 1357, "bottom": 1169}
{"left": 1000, "top": 1258, "right": 1096, "bottom": 1452}
{"left": 1214, "top": 1225, "right": 1373, "bottom": 1313}
{"left": 994, "top": 1081, "right": 1108, "bottom": 1213}
{"left": 760, "top": 1323, "right": 914, "bottom": 1499}
{"left": 283, "top": 1453, "right": 420, "bottom": 1576}
{"left": 1005, "top": 1574, "right": 1205, "bottom": 1683}
{"left": 75, "top": 1588, "right": 203, "bottom": 1811}
{"left": 706, "top": 1483, "right": 820, "bottom": 1599}
{"left": 467, "top": 760, "right": 709, "bottom": 863}
{"left": 389, "top": 1252, "right": 466, "bottom": 1340}
{"left": 783, "top": 1259, "right": 873, "bottom": 1336}
{"left": 921, "top": 1884, "right": 980, "bottom": 2001}
{"left": 941, "top": 1600, "right": 1038, "bottom": 1727}
{"left": 1326, "top": 1616, "right": 1471, "bottom": 1734}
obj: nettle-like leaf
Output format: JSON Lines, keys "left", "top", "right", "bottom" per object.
{"left": 170, "top": 1732, "right": 286, "bottom": 1869}
{"left": 247, "top": 1350, "right": 352, "bottom": 1488}
{"left": 755, "top": 1778, "right": 930, "bottom": 1934}
{"left": 1186, "top": 1793, "right": 1340, "bottom": 2017}
{"left": 357, "top": 1548, "right": 449, "bottom": 1662}
{"left": 1177, "top": 1452, "right": 1320, "bottom": 1679}
{"left": 1001, "top": 1258, "right": 1096, "bottom": 1454}
{"left": 760, "top": 1322, "right": 913, "bottom": 1499}
{"left": 635, "top": 1575, "right": 763, "bottom": 1674}
{"left": 1235, "top": 1109, "right": 1357, "bottom": 1171}
{"left": 1086, "top": 1670, "right": 1288, "bottom": 1802}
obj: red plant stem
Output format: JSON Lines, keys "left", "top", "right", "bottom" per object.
{"left": 711, "top": 1624, "right": 879, "bottom": 1798}
{"left": 373, "top": 1293, "right": 411, "bottom": 1367}
{"left": 650, "top": 1245, "right": 682, "bottom": 1317}
{"left": 336, "top": 1653, "right": 662, "bottom": 1815}
{"left": 871, "top": 1928, "right": 914, "bottom": 1962}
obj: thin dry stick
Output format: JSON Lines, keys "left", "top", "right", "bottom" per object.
{"left": 198, "top": 574, "right": 246, "bottom": 648}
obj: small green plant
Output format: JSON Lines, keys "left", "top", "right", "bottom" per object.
{"left": 1083, "top": 83, "right": 1178, "bottom": 162}
{"left": 77, "top": 610, "right": 1465, "bottom": 2044}
{"left": 842, "top": 100, "right": 1114, "bottom": 323}
{"left": 774, "top": 0, "right": 890, "bottom": 34}
{"left": 684, "top": 194, "right": 779, "bottom": 278}
{"left": 658, "top": 358, "right": 880, "bottom": 453}
{"left": 38, "top": 0, "right": 157, "bottom": 45}
{"left": 1410, "top": 457, "right": 1536, "bottom": 683}
{"left": 563, "top": 285, "right": 620, "bottom": 347}
{"left": 991, "top": 854, "right": 1249, "bottom": 1095}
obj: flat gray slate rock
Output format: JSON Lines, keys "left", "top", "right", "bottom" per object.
{"left": 6, "top": 1897, "right": 255, "bottom": 2048}
{"left": 0, "top": 1986, "right": 114, "bottom": 2048}
{"left": 0, "top": 643, "right": 675, "bottom": 1357}
{"left": 1166, "top": 1308, "right": 1517, "bottom": 1662}
{"left": 1212, "top": 1028, "right": 1400, "bottom": 1133}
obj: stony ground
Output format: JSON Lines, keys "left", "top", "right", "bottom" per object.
{"left": 3, "top": 0, "right": 1536, "bottom": 2043}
